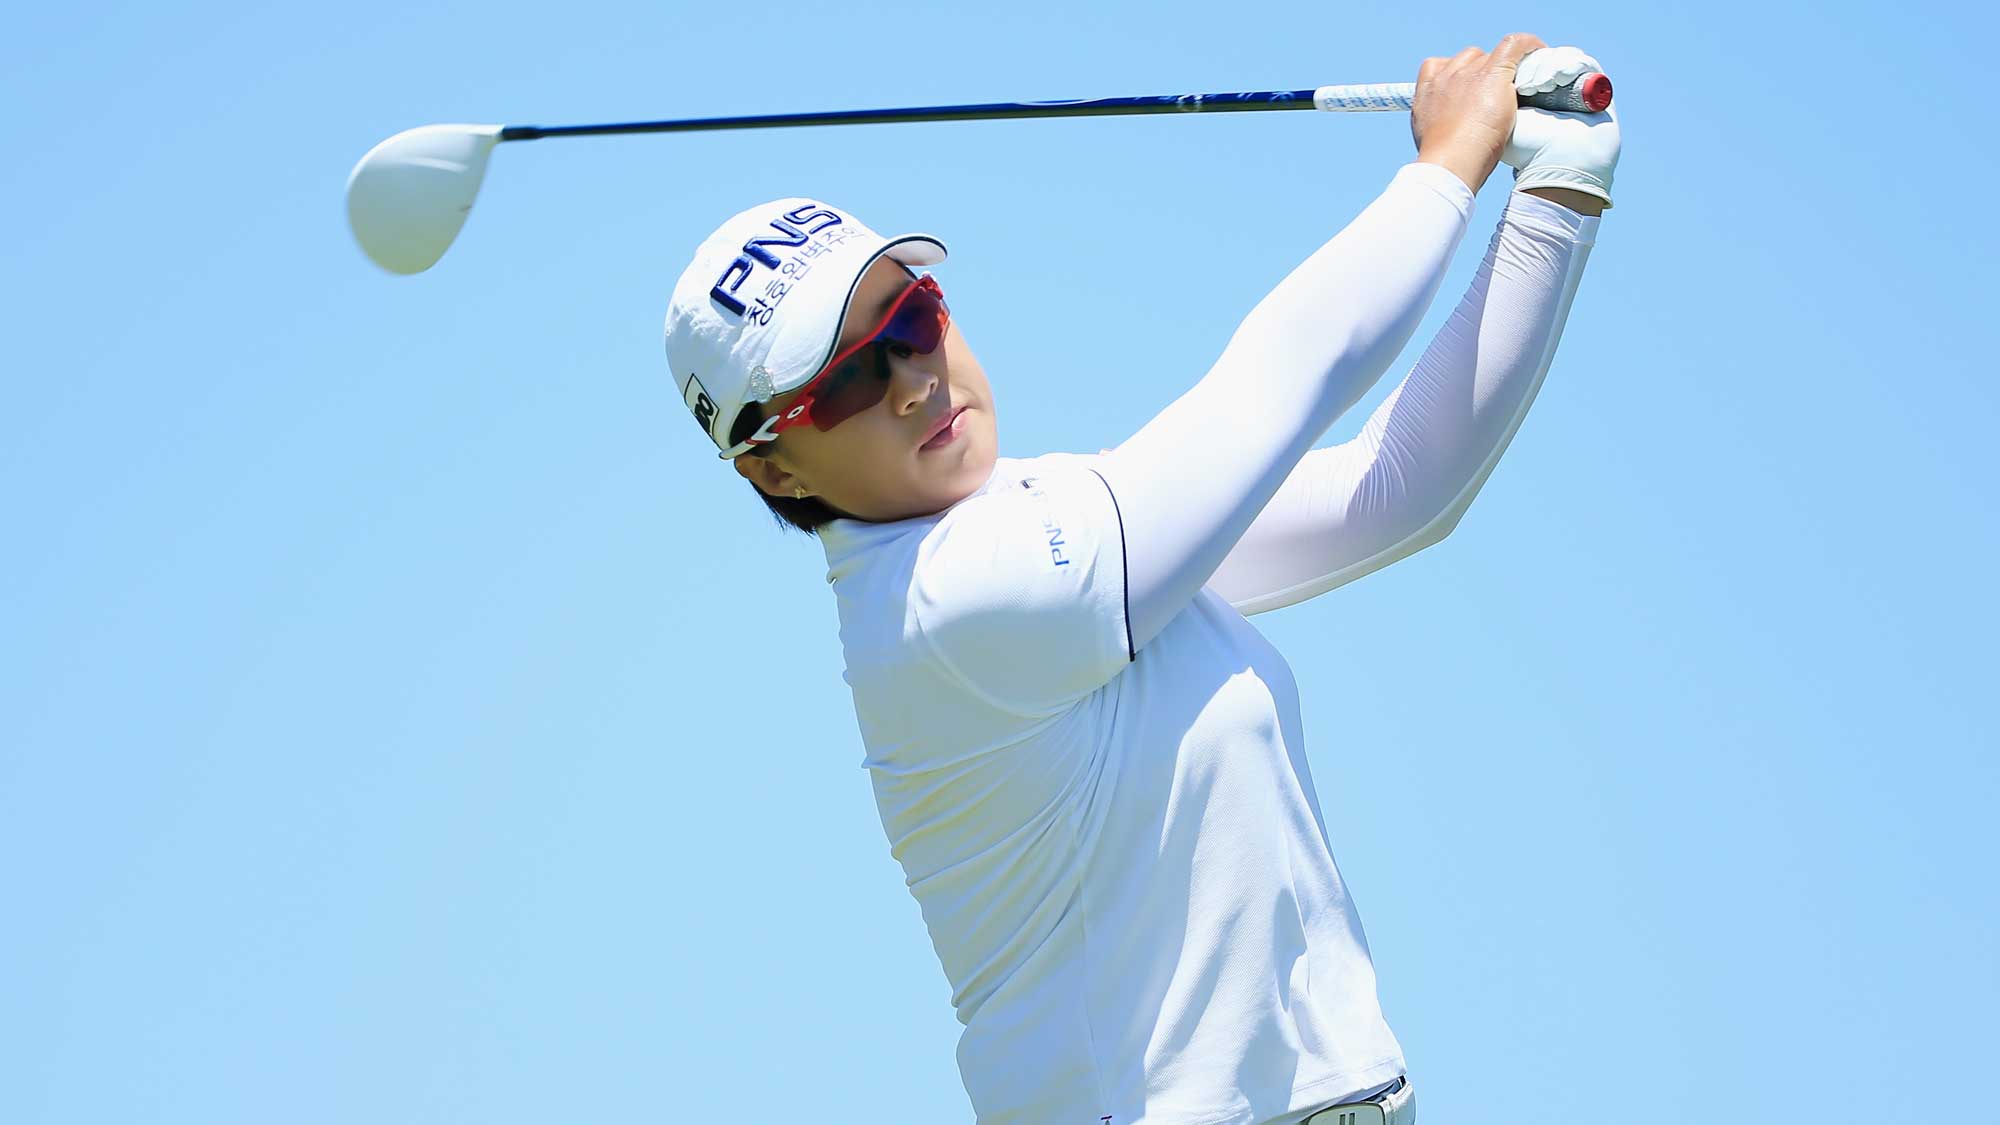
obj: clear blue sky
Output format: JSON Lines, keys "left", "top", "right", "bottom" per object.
{"left": 6, "top": 1, "right": 1995, "bottom": 1121}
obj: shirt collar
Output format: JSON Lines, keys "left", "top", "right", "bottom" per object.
{"left": 818, "top": 458, "right": 1017, "bottom": 583}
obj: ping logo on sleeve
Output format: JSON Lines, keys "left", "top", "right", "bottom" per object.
{"left": 1019, "top": 477, "right": 1072, "bottom": 568}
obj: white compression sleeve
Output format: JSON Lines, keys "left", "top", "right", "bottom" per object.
{"left": 1203, "top": 191, "right": 1600, "bottom": 615}
{"left": 1096, "top": 162, "right": 1476, "bottom": 650}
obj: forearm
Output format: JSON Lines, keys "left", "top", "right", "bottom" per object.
{"left": 1206, "top": 190, "right": 1600, "bottom": 614}
{"left": 1097, "top": 162, "right": 1476, "bottom": 648}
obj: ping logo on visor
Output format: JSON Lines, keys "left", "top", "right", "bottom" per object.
{"left": 709, "top": 204, "right": 847, "bottom": 318}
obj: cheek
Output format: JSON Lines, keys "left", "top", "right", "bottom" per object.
{"left": 809, "top": 416, "right": 907, "bottom": 489}
{"left": 957, "top": 346, "right": 992, "bottom": 401}
{"left": 943, "top": 333, "right": 977, "bottom": 377}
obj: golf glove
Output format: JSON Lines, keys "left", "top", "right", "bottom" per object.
{"left": 1505, "top": 47, "right": 1621, "bottom": 207}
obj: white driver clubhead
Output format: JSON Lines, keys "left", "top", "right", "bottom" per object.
{"left": 345, "top": 124, "right": 503, "bottom": 275}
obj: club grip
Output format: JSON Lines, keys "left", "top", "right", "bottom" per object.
{"left": 1522, "top": 72, "right": 1612, "bottom": 113}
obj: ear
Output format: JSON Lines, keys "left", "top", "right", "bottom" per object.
{"left": 733, "top": 451, "right": 809, "bottom": 499}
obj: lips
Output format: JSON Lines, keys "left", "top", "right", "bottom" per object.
{"left": 920, "top": 406, "right": 966, "bottom": 450}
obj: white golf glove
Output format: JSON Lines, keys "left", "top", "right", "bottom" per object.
{"left": 1505, "top": 46, "right": 1621, "bottom": 207}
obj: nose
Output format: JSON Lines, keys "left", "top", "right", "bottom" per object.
{"left": 886, "top": 351, "right": 940, "bottom": 417}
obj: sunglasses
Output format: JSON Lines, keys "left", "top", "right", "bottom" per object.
{"left": 724, "top": 274, "right": 951, "bottom": 458}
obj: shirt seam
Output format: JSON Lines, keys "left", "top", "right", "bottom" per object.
{"left": 907, "top": 603, "right": 1034, "bottom": 716}
{"left": 1086, "top": 467, "right": 1136, "bottom": 661}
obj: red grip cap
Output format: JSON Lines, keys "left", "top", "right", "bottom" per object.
{"left": 1580, "top": 72, "right": 1614, "bottom": 113}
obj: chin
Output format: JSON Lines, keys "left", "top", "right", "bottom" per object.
{"left": 961, "top": 426, "right": 999, "bottom": 483}
{"left": 902, "top": 411, "right": 996, "bottom": 515}
{"left": 930, "top": 454, "right": 994, "bottom": 513}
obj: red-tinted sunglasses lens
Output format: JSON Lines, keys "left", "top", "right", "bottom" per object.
{"left": 806, "top": 280, "right": 950, "bottom": 431}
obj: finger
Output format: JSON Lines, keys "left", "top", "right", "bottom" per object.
{"left": 1451, "top": 45, "right": 1485, "bottom": 68}
{"left": 1417, "top": 56, "right": 1444, "bottom": 86}
{"left": 1516, "top": 45, "right": 1602, "bottom": 94}
{"left": 1488, "top": 32, "right": 1548, "bottom": 74}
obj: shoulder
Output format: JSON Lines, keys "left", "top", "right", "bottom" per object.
{"left": 948, "top": 452, "right": 1110, "bottom": 519}
{"left": 821, "top": 452, "right": 1113, "bottom": 589}
{"left": 834, "top": 452, "right": 1134, "bottom": 715}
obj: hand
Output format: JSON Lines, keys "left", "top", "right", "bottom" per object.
{"left": 1411, "top": 32, "right": 1548, "bottom": 193}
{"left": 1503, "top": 47, "right": 1621, "bottom": 209}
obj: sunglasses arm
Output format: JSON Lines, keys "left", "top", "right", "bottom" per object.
{"left": 717, "top": 399, "right": 814, "bottom": 459}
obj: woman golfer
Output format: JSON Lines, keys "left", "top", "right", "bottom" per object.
{"left": 664, "top": 33, "right": 1617, "bottom": 1125}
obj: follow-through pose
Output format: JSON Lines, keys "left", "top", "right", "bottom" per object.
{"left": 664, "top": 34, "right": 1619, "bottom": 1125}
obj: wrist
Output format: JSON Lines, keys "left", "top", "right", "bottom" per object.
{"left": 1416, "top": 146, "right": 1497, "bottom": 195}
{"left": 1519, "top": 185, "right": 1606, "bottom": 216}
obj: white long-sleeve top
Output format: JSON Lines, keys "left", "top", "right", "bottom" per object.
{"left": 1099, "top": 166, "right": 1600, "bottom": 638}
{"left": 1202, "top": 186, "right": 1599, "bottom": 615}
{"left": 818, "top": 165, "right": 1598, "bottom": 1124}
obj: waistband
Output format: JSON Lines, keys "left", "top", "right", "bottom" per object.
{"left": 1300, "top": 1075, "right": 1413, "bottom": 1125}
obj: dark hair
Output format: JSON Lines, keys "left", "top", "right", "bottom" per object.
{"left": 729, "top": 403, "right": 839, "bottom": 535}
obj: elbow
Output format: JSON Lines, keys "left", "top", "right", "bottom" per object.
{"left": 1373, "top": 442, "right": 1485, "bottom": 558}
{"left": 1231, "top": 305, "right": 1392, "bottom": 392}
{"left": 1413, "top": 505, "right": 1466, "bottom": 552}
{"left": 1351, "top": 446, "right": 1466, "bottom": 560}
{"left": 1388, "top": 505, "right": 1460, "bottom": 562}
{"left": 1375, "top": 491, "right": 1467, "bottom": 563}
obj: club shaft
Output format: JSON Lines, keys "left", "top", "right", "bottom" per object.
{"left": 497, "top": 76, "right": 1608, "bottom": 143}
{"left": 500, "top": 90, "right": 1326, "bottom": 141}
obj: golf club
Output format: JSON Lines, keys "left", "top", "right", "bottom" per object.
{"left": 346, "top": 74, "right": 1612, "bottom": 276}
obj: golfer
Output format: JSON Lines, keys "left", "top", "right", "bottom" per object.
{"left": 665, "top": 33, "right": 1617, "bottom": 1125}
